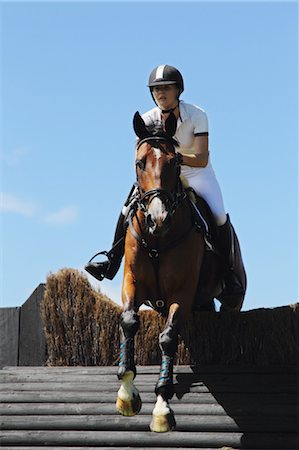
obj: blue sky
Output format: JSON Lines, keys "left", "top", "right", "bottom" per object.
{"left": 1, "top": 1, "right": 298, "bottom": 311}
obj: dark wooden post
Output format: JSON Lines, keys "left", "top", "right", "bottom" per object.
{"left": 0, "top": 307, "right": 20, "bottom": 368}
{"left": 18, "top": 283, "right": 46, "bottom": 366}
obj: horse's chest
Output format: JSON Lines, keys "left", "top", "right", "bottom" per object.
{"left": 134, "top": 254, "right": 192, "bottom": 290}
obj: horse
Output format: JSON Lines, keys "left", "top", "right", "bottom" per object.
{"left": 115, "top": 111, "right": 242, "bottom": 433}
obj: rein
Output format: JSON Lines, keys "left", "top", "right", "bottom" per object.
{"left": 128, "top": 207, "right": 195, "bottom": 259}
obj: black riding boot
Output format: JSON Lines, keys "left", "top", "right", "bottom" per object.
{"left": 85, "top": 185, "right": 137, "bottom": 281}
{"left": 85, "top": 212, "right": 126, "bottom": 281}
{"left": 218, "top": 214, "right": 245, "bottom": 301}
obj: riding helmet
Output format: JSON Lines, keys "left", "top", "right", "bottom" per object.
{"left": 148, "top": 65, "right": 184, "bottom": 96}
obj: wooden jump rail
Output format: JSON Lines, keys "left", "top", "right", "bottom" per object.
{"left": 0, "top": 365, "right": 298, "bottom": 449}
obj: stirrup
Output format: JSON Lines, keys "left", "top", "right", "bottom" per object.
{"left": 84, "top": 251, "right": 111, "bottom": 281}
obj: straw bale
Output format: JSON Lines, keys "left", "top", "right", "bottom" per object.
{"left": 41, "top": 269, "right": 299, "bottom": 366}
{"left": 41, "top": 268, "right": 120, "bottom": 366}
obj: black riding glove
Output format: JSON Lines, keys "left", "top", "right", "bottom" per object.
{"left": 175, "top": 152, "right": 184, "bottom": 165}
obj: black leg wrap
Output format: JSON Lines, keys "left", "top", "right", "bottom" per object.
{"left": 155, "top": 325, "right": 178, "bottom": 400}
{"left": 118, "top": 337, "right": 136, "bottom": 379}
{"left": 155, "top": 355, "right": 175, "bottom": 400}
{"left": 118, "top": 310, "right": 139, "bottom": 380}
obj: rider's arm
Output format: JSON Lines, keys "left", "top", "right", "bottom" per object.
{"left": 180, "top": 135, "right": 209, "bottom": 168}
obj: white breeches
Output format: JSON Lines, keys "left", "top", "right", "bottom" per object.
{"left": 181, "top": 163, "right": 227, "bottom": 226}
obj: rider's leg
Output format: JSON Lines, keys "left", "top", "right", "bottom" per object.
{"left": 184, "top": 166, "right": 245, "bottom": 298}
{"left": 218, "top": 214, "right": 245, "bottom": 297}
{"left": 84, "top": 211, "right": 125, "bottom": 281}
{"left": 85, "top": 185, "right": 137, "bottom": 281}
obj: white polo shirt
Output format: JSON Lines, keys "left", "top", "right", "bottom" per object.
{"left": 142, "top": 100, "right": 209, "bottom": 155}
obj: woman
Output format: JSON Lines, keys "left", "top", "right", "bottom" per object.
{"left": 86, "top": 65, "right": 245, "bottom": 302}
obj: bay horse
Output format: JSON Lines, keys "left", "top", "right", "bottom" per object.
{"left": 115, "top": 111, "right": 239, "bottom": 432}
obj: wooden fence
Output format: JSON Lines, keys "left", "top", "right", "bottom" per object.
{"left": 0, "top": 284, "right": 46, "bottom": 368}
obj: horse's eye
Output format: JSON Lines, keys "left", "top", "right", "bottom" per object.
{"left": 136, "top": 159, "right": 145, "bottom": 171}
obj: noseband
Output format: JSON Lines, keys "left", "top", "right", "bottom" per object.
{"left": 135, "top": 137, "right": 184, "bottom": 218}
{"left": 139, "top": 188, "right": 177, "bottom": 215}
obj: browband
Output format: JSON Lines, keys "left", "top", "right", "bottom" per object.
{"left": 136, "top": 136, "right": 175, "bottom": 152}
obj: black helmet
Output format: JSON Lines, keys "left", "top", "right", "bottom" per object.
{"left": 148, "top": 65, "right": 184, "bottom": 96}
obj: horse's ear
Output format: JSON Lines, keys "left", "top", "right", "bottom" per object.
{"left": 133, "top": 111, "right": 150, "bottom": 140}
{"left": 164, "top": 112, "right": 177, "bottom": 138}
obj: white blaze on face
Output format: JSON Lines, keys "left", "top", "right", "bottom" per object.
{"left": 148, "top": 148, "right": 167, "bottom": 224}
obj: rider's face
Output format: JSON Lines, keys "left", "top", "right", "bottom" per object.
{"left": 152, "top": 84, "right": 179, "bottom": 110}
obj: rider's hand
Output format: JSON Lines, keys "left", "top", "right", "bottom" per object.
{"left": 175, "top": 152, "right": 184, "bottom": 165}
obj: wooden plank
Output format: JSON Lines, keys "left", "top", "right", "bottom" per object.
{"left": 0, "top": 389, "right": 297, "bottom": 411}
{"left": 1, "top": 371, "right": 297, "bottom": 384}
{"left": 1, "top": 430, "right": 298, "bottom": 448}
{"left": 0, "top": 447, "right": 243, "bottom": 450}
{"left": 0, "top": 414, "right": 297, "bottom": 433}
{"left": 1, "top": 391, "right": 295, "bottom": 413}
{"left": 0, "top": 392, "right": 225, "bottom": 404}
{"left": 0, "top": 401, "right": 296, "bottom": 416}
{"left": 0, "top": 382, "right": 296, "bottom": 395}
{"left": 2, "top": 364, "right": 297, "bottom": 374}
{"left": 0, "top": 402, "right": 227, "bottom": 415}
{"left": 0, "top": 392, "right": 222, "bottom": 407}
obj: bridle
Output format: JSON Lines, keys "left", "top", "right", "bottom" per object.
{"left": 135, "top": 136, "right": 185, "bottom": 220}
{"left": 128, "top": 135, "right": 199, "bottom": 315}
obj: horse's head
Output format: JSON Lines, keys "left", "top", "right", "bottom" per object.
{"left": 133, "top": 111, "right": 182, "bottom": 237}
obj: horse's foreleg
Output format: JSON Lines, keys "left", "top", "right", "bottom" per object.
{"left": 150, "top": 303, "right": 179, "bottom": 432}
{"left": 116, "top": 308, "right": 142, "bottom": 416}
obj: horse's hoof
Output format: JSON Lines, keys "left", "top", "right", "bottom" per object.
{"left": 116, "top": 393, "right": 142, "bottom": 416}
{"left": 150, "top": 412, "right": 176, "bottom": 432}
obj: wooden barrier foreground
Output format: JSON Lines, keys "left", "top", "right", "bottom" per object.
{"left": 0, "top": 365, "right": 298, "bottom": 449}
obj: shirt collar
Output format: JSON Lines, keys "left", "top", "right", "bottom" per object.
{"left": 178, "top": 100, "right": 188, "bottom": 122}
{"left": 155, "top": 100, "right": 187, "bottom": 125}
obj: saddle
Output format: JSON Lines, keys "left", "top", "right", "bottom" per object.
{"left": 185, "top": 187, "right": 220, "bottom": 255}
{"left": 183, "top": 187, "right": 225, "bottom": 311}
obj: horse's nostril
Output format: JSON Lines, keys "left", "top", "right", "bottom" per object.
{"left": 146, "top": 214, "right": 155, "bottom": 229}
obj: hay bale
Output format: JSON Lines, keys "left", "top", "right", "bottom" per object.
{"left": 41, "top": 269, "right": 120, "bottom": 366}
{"left": 41, "top": 269, "right": 299, "bottom": 366}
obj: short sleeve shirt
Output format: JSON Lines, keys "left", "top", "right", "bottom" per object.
{"left": 142, "top": 100, "right": 209, "bottom": 155}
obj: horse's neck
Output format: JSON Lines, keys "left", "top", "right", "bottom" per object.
{"left": 170, "top": 199, "right": 193, "bottom": 235}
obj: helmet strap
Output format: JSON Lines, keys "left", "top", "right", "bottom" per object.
{"left": 161, "top": 106, "right": 176, "bottom": 114}
{"left": 161, "top": 100, "right": 180, "bottom": 114}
